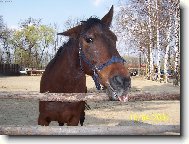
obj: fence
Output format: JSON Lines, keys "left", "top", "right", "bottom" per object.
{"left": 26, "top": 69, "right": 45, "bottom": 76}
{"left": 0, "top": 64, "right": 20, "bottom": 75}
{"left": 0, "top": 91, "right": 180, "bottom": 135}
{"left": 0, "top": 125, "right": 180, "bottom": 135}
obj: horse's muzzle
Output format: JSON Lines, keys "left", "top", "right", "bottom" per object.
{"left": 106, "top": 75, "right": 131, "bottom": 102}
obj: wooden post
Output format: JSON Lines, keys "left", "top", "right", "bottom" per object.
{"left": 0, "top": 91, "right": 180, "bottom": 102}
{"left": 0, "top": 125, "right": 180, "bottom": 135}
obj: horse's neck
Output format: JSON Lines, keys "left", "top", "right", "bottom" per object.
{"left": 40, "top": 39, "right": 86, "bottom": 93}
{"left": 57, "top": 39, "right": 83, "bottom": 78}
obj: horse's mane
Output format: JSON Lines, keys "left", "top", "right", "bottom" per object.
{"left": 46, "top": 40, "right": 71, "bottom": 70}
{"left": 55, "top": 44, "right": 66, "bottom": 58}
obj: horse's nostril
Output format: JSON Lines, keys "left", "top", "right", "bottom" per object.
{"left": 124, "top": 77, "right": 131, "bottom": 88}
{"left": 113, "top": 76, "right": 124, "bottom": 85}
{"left": 110, "top": 75, "right": 124, "bottom": 89}
{"left": 110, "top": 75, "right": 131, "bottom": 90}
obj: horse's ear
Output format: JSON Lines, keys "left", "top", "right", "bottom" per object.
{"left": 57, "top": 25, "right": 82, "bottom": 38}
{"left": 101, "top": 5, "right": 113, "bottom": 27}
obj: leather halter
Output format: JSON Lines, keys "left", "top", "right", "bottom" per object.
{"left": 79, "top": 47, "right": 126, "bottom": 90}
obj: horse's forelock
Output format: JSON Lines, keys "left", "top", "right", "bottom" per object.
{"left": 81, "top": 17, "right": 104, "bottom": 32}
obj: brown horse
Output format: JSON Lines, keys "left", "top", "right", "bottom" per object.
{"left": 38, "top": 101, "right": 88, "bottom": 126}
{"left": 38, "top": 5, "right": 131, "bottom": 126}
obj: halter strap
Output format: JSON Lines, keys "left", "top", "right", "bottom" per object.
{"left": 96, "top": 56, "right": 126, "bottom": 71}
{"left": 79, "top": 48, "right": 101, "bottom": 90}
{"left": 79, "top": 47, "right": 126, "bottom": 90}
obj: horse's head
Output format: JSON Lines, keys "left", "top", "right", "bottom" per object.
{"left": 58, "top": 6, "right": 131, "bottom": 102}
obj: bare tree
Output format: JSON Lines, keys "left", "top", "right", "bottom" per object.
{"left": 174, "top": 0, "right": 180, "bottom": 75}
{"left": 0, "top": 16, "right": 13, "bottom": 64}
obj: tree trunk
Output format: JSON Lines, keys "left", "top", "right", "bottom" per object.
{"left": 164, "top": 16, "right": 171, "bottom": 83}
{"left": 144, "top": 52, "right": 149, "bottom": 77}
{"left": 174, "top": 1, "right": 180, "bottom": 74}
{"left": 156, "top": 0, "right": 161, "bottom": 81}
{"left": 164, "top": 44, "right": 169, "bottom": 83}
{"left": 147, "top": 0, "right": 154, "bottom": 80}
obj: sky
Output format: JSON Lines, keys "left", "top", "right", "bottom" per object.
{"left": 0, "top": 0, "right": 121, "bottom": 31}
{"left": 0, "top": 0, "right": 187, "bottom": 29}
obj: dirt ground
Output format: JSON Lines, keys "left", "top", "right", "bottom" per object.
{"left": 0, "top": 75, "right": 180, "bottom": 135}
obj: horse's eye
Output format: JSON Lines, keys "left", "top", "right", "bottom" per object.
{"left": 85, "top": 37, "right": 93, "bottom": 43}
